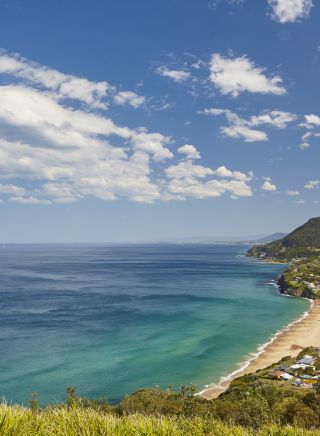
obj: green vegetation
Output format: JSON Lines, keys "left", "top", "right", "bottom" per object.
{"left": 279, "top": 257, "right": 320, "bottom": 299}
{"left": 247, "top": 217, "right": 320, "bottom": 299}
{"left": 3, "top": 404, "right": 320, "bottom": 436}
{"left": 2, "top": 348, "right": 320, "bottom": 434}
{"left": 247, "top": 217, "right": 320, "bottom": 262}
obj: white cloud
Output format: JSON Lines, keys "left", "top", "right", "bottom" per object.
{"left": 113, "top": 91, "right": 146, "bottom": 108}
{"left": 0, "top": 50, "right": 110, "bottom": 109}
{"left": 299, "top": 141, "right": 310, "bottom": 150}
{"left": 10, "top": 196, "right": 51, "bottom": 205}
{"left": 200, "top": 108, "right": 295, "bottom": 142}
{"left": 0, "top": 183, "right": 25, "bottom": 195}
{"left": 165, "top": 161, "right": 214, "bottom": 179}
{"left": 299, "top": 114, "right": 320, "bottom": 149}
{"left": 286, "top": 189, "right": 300, "bottom": 196}
{"left": 165, "top": 161, "right": 253, "bottom": 199}
{"left": 177, "top": 144, "right": 201, "bottom": 159}
{"left": 304, "top": 180, "right": 320, "bottom": 190}
{"left": 0, "top": 85, "right": 173, "bottom": 163}
{"left": 250, "top": 110, "right": 297, "bottom": 128}
{"left": 221, "top": 125, "right": 268, "bottom": 142}
{"left": 209, "top": 54, "right": 286, "bottom": 97}
{"left": 299, "top": 131, "right": 312, "bottom": 149}
{"left": 0, "top": 79, "right": 172, "bottom": 203}
{"left": 132, "top": 129, "right": 173, "bottom": 161}
{"left": 262, "top": 180, "right": 277, "bottom": 191}
{"left": 166, "top": 178, "right": 252, "bottom": 199}
{"left": 304, "top": 114, "right": 320, "bottom": 127}
{"left": 0, "top": 51, "right": 255, "bottom": 204}
{"left": 267, "top": 0, "right": 313, "bottom": 23}
{"left": 214, "top": 166, "right": 253, "bottom": 181}
{"left": 156, "top": 66, "right": 191, "bottom": 83}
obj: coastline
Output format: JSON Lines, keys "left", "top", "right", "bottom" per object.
{"left": 199, "top": 298, "right": 320, "bottom": 400}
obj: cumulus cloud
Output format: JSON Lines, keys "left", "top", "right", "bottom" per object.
{"left": 262, "top": 179, "right": 277, "bottom": 191}
{"left": 200, "top": 108, "right": 295, "bottom": 142}
{"left": 177, "top": 144, "right": 201, "bottom": 159}
{"left": 156, "top": 66, "right": 191, "bottom": 83}
{"left": 166, "top": 177, "right": 252, "bottom": 199}
{"left": 214, "top": 166, "right": 253, "bottom": 181}
{"left": 0, "top": 183, "right": 25, "bottom": 195}
{"left": 209, "top": 54, "right": 286, "bottom": 97}
{"left": 0, "top": 54, "right": 174, "bottom": 203}
{"left": 0, "top": 51, "right": 255, "bottom": 204}
{"left": 267, "top": 0, "right": 313, "bottom": 23}
{"left": 221, "top": 125, "right": 268, "bottom": 142}
{"left": 165, "top": 161, "right": 253, "bottom": 199}
{"left": 0, "top": 50, "right": 110, "bottom": 109}
{"left": 304, "top": 180, "right": 320, "bottom": 190}
{"left": 11, "top": 196, "right": 51, "bottom": 205}
{"left": 286, "top": 189, "right": 300, "bottom": 196}
{"left": 165, "top": 161, "right": 214, "bottom": 179}
{"left": 303, "top": 114, "right": 320, "bottom": 127}
{"left": 113, "top": 91, "right": 146, "bottom": 108}
{"left": 250, "top": 110, "right": 297, "bottom": 128}
{"left": 299, "top": 114, "right": 320, "bottom": 149}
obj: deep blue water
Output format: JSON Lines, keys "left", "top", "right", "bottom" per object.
{"left": 0, "top": 244, "right": 308, "bottom": 405}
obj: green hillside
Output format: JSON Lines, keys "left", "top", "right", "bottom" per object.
{"left": 247, "top": 217, "right": 320, "bottom": 261}
{"left": 278, "top": 257, "right": 320, "bottom": 299}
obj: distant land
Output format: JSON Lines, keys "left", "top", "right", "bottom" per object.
{"left": 247, "top": 217, "right": 320, "bottom": 299}
{"left": 247, "top": 217, "right": 320, "bottom": 261}
{"left": 153, "top": 232, "right": 287, "bottom": 245}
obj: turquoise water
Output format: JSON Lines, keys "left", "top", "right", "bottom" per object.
{"left": 0, "top": 244, "right": 309, "bottom": 405}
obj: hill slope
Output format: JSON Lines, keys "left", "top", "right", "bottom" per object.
{"left": 252, "top": 232, "right": 287, "bottom": 244}
{"left": 247, "top": 217, "right": 320, "bottom": 261}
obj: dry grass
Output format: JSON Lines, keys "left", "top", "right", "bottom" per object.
{"left": 0, "top": 404, "right": 320, "bottom": 435}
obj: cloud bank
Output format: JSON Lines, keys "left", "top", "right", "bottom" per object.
{"left": 0, "top": 51, "right": 255, "bottom": 204}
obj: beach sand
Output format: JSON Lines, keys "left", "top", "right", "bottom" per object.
{"left": 200, "top": 300, "right": 320, "bottom": 400}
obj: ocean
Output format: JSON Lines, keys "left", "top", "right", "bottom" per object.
{"left": 0, "top": 244, "right": 309, "bottom": 405}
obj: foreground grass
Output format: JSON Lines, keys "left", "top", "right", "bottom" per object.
{"left": 0, "top": 405, "right": 320, "bottom": 436}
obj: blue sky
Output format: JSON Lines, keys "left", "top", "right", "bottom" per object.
{"left": 0, "top": 0, "right": 319, "bottom": 242}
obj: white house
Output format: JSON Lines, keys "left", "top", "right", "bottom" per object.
{"left": 298, "top": 355, "right": 315, "bottom": 366}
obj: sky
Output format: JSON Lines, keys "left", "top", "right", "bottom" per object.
{"left": 0, "top": 0, "right": 319, "bottom": 242}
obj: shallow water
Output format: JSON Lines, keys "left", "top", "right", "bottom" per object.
{"left": 0, "top": 244, "right": 308, "bottom": 404}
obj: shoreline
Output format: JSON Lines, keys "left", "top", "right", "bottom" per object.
{"left": 199, "top": 297, "right": 320, "bottom": 400}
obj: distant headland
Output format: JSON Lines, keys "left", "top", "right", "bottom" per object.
{"left": 247, "top": 217, "right": 320, "bottom": 299}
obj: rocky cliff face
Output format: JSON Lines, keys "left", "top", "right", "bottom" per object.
{"left": 276, "top": 257, "right": 320, "bottom": 300}
{"left": 247, "top": 218, "right": 320, "bottom": 300}
{"left": 277, "top": 274, "right": 316, "bottom": 299}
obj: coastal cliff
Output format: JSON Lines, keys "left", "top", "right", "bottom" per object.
{"left": 247, "top": 217, "right": 320, "bottom": 299}
{"left": 277, "top": 257, "right": 320, "bottom": 299}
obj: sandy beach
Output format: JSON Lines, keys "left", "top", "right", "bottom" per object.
{"left": 200, "top": 299, "right": 320, "bottom": 400}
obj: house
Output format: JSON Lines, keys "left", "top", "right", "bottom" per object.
{"left": 298, "top": 355, "right": 315, "bottom": 366}
{"left": 291, "top": 364, "right": 305, "bottom": 370}
{"left": 279, "top": 365, "right": 293, "bottom": 373}
{"left": 268, "top": 370, "right": 285, "bottom": 380}
{"left": 281, "top": 372, "right": 293, "bottom": 381}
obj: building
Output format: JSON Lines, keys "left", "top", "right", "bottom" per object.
{"left": 298, "top": 355, "right": 315, "bottom": 366}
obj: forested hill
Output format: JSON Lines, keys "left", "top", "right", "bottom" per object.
{"left": 247, "top": 217, "right": 320, "bottom": 261}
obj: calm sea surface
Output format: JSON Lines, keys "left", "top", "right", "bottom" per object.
{"left": 0, "top": 244, "right": 309, "bottom": 404}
